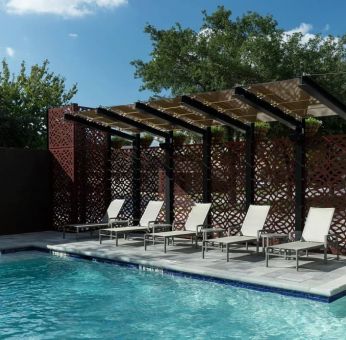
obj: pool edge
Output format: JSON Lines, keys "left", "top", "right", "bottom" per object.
{"left": 2, "top": 245, "right": 344, "bottom": 303}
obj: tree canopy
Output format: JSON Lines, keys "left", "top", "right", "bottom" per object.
{"left": 0, "top": 60, "right": 77, "bottom": 149}
{"left": 131, "top": 6, "right": 346, "bottom": 100}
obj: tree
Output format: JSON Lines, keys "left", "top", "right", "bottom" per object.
{"left": 131, "top": 6, "right": 346, "bottom": 101}
{"left": 0, "top": 59, "right": 77, "bottom": 148}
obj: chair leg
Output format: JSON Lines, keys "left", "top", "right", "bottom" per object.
{"left": 99, "top": 233, "right": 102, "bottom": 244}
{"left": 116, "top": 232, "right": 118, "bottom": 246}
{"left": 202, "top": 241, "right": 205, "bottom": 259}
{"left": 296, "top": 250, "right": 299, "bottom": 271}
{"left": 265, "top": 248, "right": 269, "bottom": 267}
{"left": 226, "top": 243, "right": 230, "bottom": 262}
{"left": 324, "top": 246, "right": 327, "bottom": 263}
{"left": 144, "top": 235, "right": 147, "bottom": 251}
{"left": 63, "top": 227, "right": 65, "bottom": 239}
{"left": 337, "top": 243, "right": 340, "bottom": 260}
{"left": 164, "top": 237, "right": 167, "bottom": 253}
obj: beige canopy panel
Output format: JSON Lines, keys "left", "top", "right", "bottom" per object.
{"left": 70, "top": 77, "right": 342, "bottom": 135}
{"left": 71, "top": 109, "right": 141, "bottom": 133}
{"left": 246, "top": 78, "right": 336, "bottom": 120}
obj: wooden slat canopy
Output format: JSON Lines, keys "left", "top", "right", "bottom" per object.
{"left": 66, "top": 77, "right": 342, "bottom": 136}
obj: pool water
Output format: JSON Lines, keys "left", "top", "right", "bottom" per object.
{"left": 0, "top": 252, "right": 345, "bottom": 339}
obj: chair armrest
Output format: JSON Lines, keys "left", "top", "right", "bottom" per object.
{"left": 256, "top": 229, "right": 266, "bottom": 240}
{"left": 196, "top": 224, "right": 211, "bottom": 234}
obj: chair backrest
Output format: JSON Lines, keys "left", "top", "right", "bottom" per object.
{"left": 140, "top": 201, "right": 164, "bottom": 226}
{"left": 101, "top": 199, "right": 125, "bottom": 222}
{"left": 240, "top": 205, "right": 271, "bottom": 237}
{"left": 302, "top": 207, "right": 334, "bottom": 242}
{"left": 185, "top": 203, "right": 211, "bottom": 231}
{"left": 107, "top": 199, "right": 125, "bottom": 219}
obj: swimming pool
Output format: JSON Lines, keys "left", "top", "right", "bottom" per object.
{"left": 0, "top": 251, "right": 345, "bottom": 339}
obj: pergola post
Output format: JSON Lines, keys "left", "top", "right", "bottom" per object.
{"left": 202, "top": 127, "right": 212, "bottom": 203}
{"left": 105, "top": 133, "right": 112, "bottom": 206}
{"left": 163, "top": 131, "right": 174, "bottom": 223}
{"left": 245, "top": 123, "right": 255, "bottom": 208}
{"left": 293, "top": 120, "right": 306, "bottom": 239}
{"left": 132, "top": 134, "right": 141, "bottom": 222}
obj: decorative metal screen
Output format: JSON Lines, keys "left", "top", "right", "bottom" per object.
{"left": 49, "top": 106, "right": 77, "bottom": 228}
{"left": 211, "top": 141, "right": 247, "bottom": 234}
{"left": 74, "top": 125, "right": 109, "bottom": 224}
{"left": 49, "top": 106, "right": 110, "bottom": 228}
{"left": 140, "top": 147, "right": 166, "bottom": 220}
{"left": 254, "top": 138, "right": 296, "bottom": 234}
{"left": 111, "top": 147, "right": 134, "bottom": 220}
{"left": 173, "top": 144, "right": 203, "bottom": 226}
{"left": 306, "top": 135, "right": 346, "bottom": 251}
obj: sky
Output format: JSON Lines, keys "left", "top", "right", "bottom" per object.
{"left": 0, "top": 0, "right": 345, "bottom": 107}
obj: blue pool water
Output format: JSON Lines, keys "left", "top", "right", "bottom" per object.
{"left": 0, "top": 252, "right": 345, "bottom": 339}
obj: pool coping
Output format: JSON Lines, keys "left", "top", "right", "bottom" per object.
{"left": 1, "top": 244, "right": 345, "bottom": 303}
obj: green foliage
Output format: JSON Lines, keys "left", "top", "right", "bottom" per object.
{"left": 111, "top": 135, "right": 129, "bottom": 148}
{"left": 141, "top": 133, "right": 154, "bottom": 147}
{"left": 255, "top": 121, "right": 270, "bottom": 130}
{"left": 131, "top": 6, "right": 346, "bottom": 102}
{"left": 173, "top": 130, "right": 187, "bottom": 145}
{"left": 305, "top": 117, "right": 322, "bottom": 126}
{"left": 0, "top": 59, "right": 77, "bottom": 149}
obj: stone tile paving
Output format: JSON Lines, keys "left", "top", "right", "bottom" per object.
{"left": 0, "top": 231, "right": 345, "bottom": 299}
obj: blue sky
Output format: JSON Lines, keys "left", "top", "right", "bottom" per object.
{"left": 0, "top": 0, "right": 345, "bottom": 107}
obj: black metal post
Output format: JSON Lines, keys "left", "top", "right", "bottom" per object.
{"left": 132, "top": 134, "right": 141, "bottom": 223}
{"left": 105, "top": 133, "right": 112, "bottom": 206}
{"left": 164, "top": 131, "right": 174, "bottom": 223}
{"left": 294, "top": 120, "right": 305, "bottom": 239}
{"left": 245, "top": 123, "right": 255, "bottom": 208}
{"left": 202, "top": 127, "right": 212, "bottom": 203}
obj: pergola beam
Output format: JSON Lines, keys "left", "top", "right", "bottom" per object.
{"left": 98, "top": 107, "right": 169, "bottom": 139}
{"left": 64, "top": 113, "right": 135, "bottom": 140}
{"left": 299, "top": 76, "right": 346, "bottom": 120}
{"left": 181, "top": 95, "right": 250, "bottom": 133}
{"left": 135, "top": 102, "right": 206, "bottom": 135}
{"left": 234, "top": 87, "right": 301, "bottom": 130}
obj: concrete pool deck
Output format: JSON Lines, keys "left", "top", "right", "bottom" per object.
{"left": 0, "top": 231, "right": 345, "bottom": 302}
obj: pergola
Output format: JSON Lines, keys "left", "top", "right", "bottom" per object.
{"left": 65, "top": 76, "right": 346, "bottom": 235}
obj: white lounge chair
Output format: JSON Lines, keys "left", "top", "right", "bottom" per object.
{"left": 99, "top": 200, "right": 164, "bottom": 246}
{"left": 202, "top": 205, "right": 271, "bottom": 261}
{"left": 62, "top": 199, "right": 125, "bottom": 239}
{"left": 144, "top": 203, "right": 212, "bottom": 253}
{"left": 266, "top": 207, "right": 339, "bottom": 270}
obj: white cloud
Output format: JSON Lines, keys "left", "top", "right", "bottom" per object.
{"left": 5, "top": 47, "right": 15, "bottom": 57}
{"left": 68, "top": 33, "right": 79, "bottom": 38}
{"left": 284, "top": 23, "right": 315, "bottom": 44}
{"left": 3, "top": 0, "right": 128, "bottom": 18}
